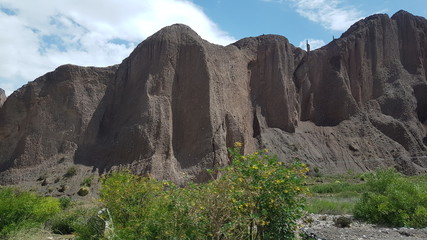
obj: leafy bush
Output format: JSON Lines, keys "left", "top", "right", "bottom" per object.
{"left": 48, "top": 211, "right": 77, "bottom": 235}
{"left": 100, "top": 143, "right": 308, "bottom": 239}
{"left": 0, "top": 187, "right": 61, "bottom": 237}
{"left": 74, "top": 215, "right": 105, "bottom": 240}
{"left": 59, "top": 196, "right": 72, "bottom": 210}
{"left": 47, "top": 205, "right": 104, "bottom": 239}
{"left": 78, "top": 186, "right": 90, "bottom": 196}
{"left": 64, "top": 166, "right": 78, "bottom": 178}
{"left": 353, "top": 169, "right": 427, "bottom": 228}
{"left": 81, "top": 176, "right": 94, "bottom": 187}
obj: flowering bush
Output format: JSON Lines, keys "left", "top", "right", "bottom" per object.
{"left": 100, "top": 143, "right": 308, "bottom": 239}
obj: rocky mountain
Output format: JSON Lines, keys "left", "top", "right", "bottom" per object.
{"left": 0, "top": 10, "right": 426, "bottom": 188}
{"left": 0, "top": 88, "right": 5, "bottom": 108}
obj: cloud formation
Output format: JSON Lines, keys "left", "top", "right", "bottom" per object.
{"left": 298, "top": 39, "right": 326, "bottom": 51}
{"left": 0, "top": 0, "right": 236, "bottom": 96}
{"left": 263, "top": 0, "right": 362, "bottom": 31}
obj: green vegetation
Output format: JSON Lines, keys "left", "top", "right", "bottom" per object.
{"left": 0, "top": 186, "right": 103, "bottom": 239}
{"left": 305, "top": 173, "right": 367, "bottom": 215}
{"left": 354, "top": 169, "right": 427, "bottom": 228}
{"left": 47, "top": 205, "right": 104, "bottom": 239}
{"left": 64, "top": 166, "right": 78, "bottom": 178}
{"left": 306, "top": 168, "right": 427, "bottom": 228}
{"left": 306, "top": 197, "right": 356, "bottom": 215}
{"left": 100, "top": 143, "right": 308, "bottom": 240}
{"left": 81, "top": 176, "right": 94, "bottom": 187}
{"left": 2, "top": 149, "right": 427, "bottom": 239}
{"left": 0, "top": 187, "right": 61, "bottom": 237}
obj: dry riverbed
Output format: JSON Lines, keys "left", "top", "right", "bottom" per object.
{"left": 299, "top": 214, "right": 427, "bottom": 240}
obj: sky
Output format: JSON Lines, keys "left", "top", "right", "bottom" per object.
{"left": 0, "top": 0, "right": 426, "bottom": 96}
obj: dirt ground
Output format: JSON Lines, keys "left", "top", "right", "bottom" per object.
{"left": 299, "top": 214, "right": 427, "bottom": 240}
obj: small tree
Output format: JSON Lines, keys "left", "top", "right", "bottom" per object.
{"left": 100, "top": 143, "right": 308, "bottom": 239}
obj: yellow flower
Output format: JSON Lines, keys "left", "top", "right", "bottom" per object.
{"left": 263, "top": 148, "right": 269, "bottom": 153}
{"left": 251, "top": 165, "right": 258, "bottom": 170}
{"left": 238, "top": 177, "right": 243, "bottom": 182}
{"left": 260, "top": 220, "right": 269, "bottom": 226}
{"left": 234, "top": 142, "right": 243, "bottom": 147}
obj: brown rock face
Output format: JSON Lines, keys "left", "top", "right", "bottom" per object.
{"left": 0, "top": 88, "right": 5, "bottom": 108}
{"left": 1, "top": 11, "right": 427, "bottom": 186}
{"left": 0, "top": 65, "right": 117, "bottom": 184}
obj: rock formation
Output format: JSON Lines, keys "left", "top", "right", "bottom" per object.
{"left": 0, "top": 10, "right": 426, "bottom": 187}
{"left": 0, "top": 65, "right": 117, "bottom": 184}
{"left": 0, "top": 88, "right": 6, "bottom": 108}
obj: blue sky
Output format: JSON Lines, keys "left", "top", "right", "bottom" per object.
{"left": 193, "top": 0, "right": 427, "bottom": 48}
{"left": 0, "top": 0, "right": 426, "bottom": 96}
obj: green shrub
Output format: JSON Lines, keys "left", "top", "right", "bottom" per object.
{"left": 74, "top": 215, "right": 105, "bottom": 240}
{"left": 81, "top": 176, "right": 94, "bottom": 187}
{"left": 0, "top": 187, "right": 61, "bottom": 237}
{"left": 64, "top": 166, "right": 78, "bottom": 178}
{"left": 48, "top": 212, "right": 77, "bottom": 235}
{"left": 78, "top": 186, "right": 90, "bottom": 196}
{"left": 353, "top": 169, "right": 427, "bottom": 228}
{"left": 100, "top": 143, "right": 308, "bottom": 240}
{"left": 47, "top": 206, "right": 104, "bottom": 239}
{"left": 59, "top": 196, "right": 72, "bottom": 210}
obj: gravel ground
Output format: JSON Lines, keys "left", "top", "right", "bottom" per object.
{"left": 299, "top": 214, "right": 427, "bottom": 240}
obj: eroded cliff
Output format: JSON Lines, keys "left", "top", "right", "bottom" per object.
{"left": 1, "top": 11, "right": 426, "bottom": 189}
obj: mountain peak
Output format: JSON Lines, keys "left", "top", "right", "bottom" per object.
{"left": 392, "top": 10, "right": 414, "bottom": 19}
{"left": 340, "top": 13, "right": 390, "bottom": 38}
{"left": 146, "top": 24, "right": 203, "bottom": 43}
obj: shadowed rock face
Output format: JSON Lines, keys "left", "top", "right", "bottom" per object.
{"left": 0, "top": 89, "right": 5, "bottom": 108}
{"left": 0, "top": 65, "right": 117, "bottom": 184}
{"left": 1, "top": 11, "right": 427, "bottom": 186}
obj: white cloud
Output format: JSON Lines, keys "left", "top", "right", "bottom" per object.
{"left": 0, "top": 0, "right": 236, "bottom": 96}
{"left": 298, "top": 39, "right": 326, "bottom": 50}
{"left": 264, "top": 0, "right": 362, "bottom": 31}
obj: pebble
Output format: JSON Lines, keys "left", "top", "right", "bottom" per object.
{"left": 299, "top": 214, "right": 427, "bottom": 240}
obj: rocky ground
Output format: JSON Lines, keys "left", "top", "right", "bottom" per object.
{"left": 300, "top": 214, "right": 427, "bottom": 240}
